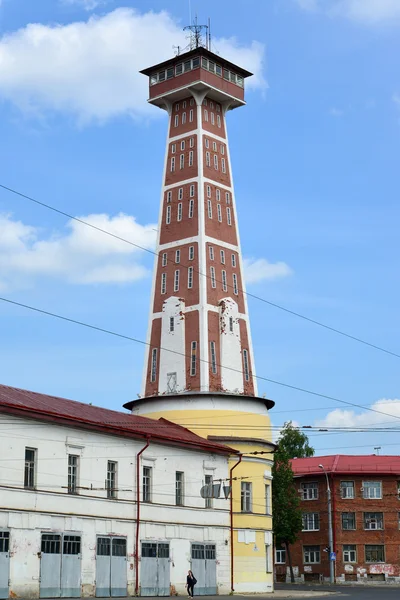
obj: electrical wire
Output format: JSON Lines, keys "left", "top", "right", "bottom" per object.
{"left": 1, "top": 181, "right": 399, "bottom": 361}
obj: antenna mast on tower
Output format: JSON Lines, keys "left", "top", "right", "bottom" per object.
{"left": 183, "top": 15, "right": 209, "bottom": 50}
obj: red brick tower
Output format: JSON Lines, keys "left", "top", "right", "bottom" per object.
{"left": 140, "top": 45, "right": 258, "bottom": 398}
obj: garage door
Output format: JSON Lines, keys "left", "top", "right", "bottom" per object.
{"left": 0, "top": 532, "right": 9, "bottom": 600}
{"left": 40, "top": 534, "right": 81, "bottom": 598}
{"left": 96, "top": 537, "right": 127, "bottom": 598}
{"left": 140, "top": 542, "right": 170, "bottom": 597}
{"left": 191, "top": 544, "right": 217, "bottom": 595}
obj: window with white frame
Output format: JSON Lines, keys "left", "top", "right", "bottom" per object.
{"left": 206, "top": 185, "right": 211, "bottom": 198}
{"left": 206, "top": 152, "right": 211, "bottom": 167}
{"left": 301, "top": 482, "right": 318, "bottom": 500}
{"left": 160, "top": 271, "right": 167, "bottom": 294}
{"left": 189, "top": 246, "right": 194, "bottom": 260}
{"left": 107, "top": 461, "right": 117, "bottom": 499}
{"left": 216, "top": 189, "right": 220, "bottom": 201}
{"left": 175, "top": 471, "right": 184, "bottom": 505}
{"left": 170, "top": 157, "right": 175, "bottom": 172}
{"left": 190, "top": 341, "right": 197, "bottom": 376}
{"left": 190, "top": 98, "right": 194, "bottom": 106}
{"left": 217, "top": 114, "right": 221, "bottom": 127}
{"left": 212, "top": 141, "right": 217, "bottom": 152}
{"left": 189, "top": 137, "right": 194, "bottom": 148}
{"left": 169, "top": 317, "right": 174, "bottom": 333}
{"left": 233, "top": 273, "right": 238, "bottom": 295}
{"left": 208, "top": 200, "right": 212, "bottom": 219}
{"left": 217, "top": 204, "right": 222, "bottom": 222}
{"left": 227, "top": 207, "right": 232, "bottom": 225}
{"left": 24, "top": 447, "right": 36, "bottom": 489}
{"left": 302, "top": 513, "right": 320, "bottom": 531}
{"left": 226, "top": 191, "right": 231, "bottom": 204}
{"left": 167, "top": 190, "right": 172, "bottom": 203}
{"left": 174, "top": 270, "right": 180, "bottom": 292}
{"left": 220, "top": 144, "right": 225, "bottom": 155}
{"left": 181, "top": 140, "right": 185, "bottom": 151}
{"left": 342, "top": 512, "right": 356, "bottom": 530}
{"left": 211, "top": 112, "right": 215, "bottom": 125}
{"left": 365, "top": 545, "right": 385, "bottom": 563}
{"left": 174, "top": 115, "right": 179, "bottom": 127}
{"left": 210, "top": 101, "right": 214, "bottom": 109}
{"left": 341, "top": 481, "right": 355, "bottom": 499}
{"left": 189, "top": 151, "right": 194, "bottom": 166}
{"left": 210, "top": 341, "right": 217, "bottom": 374}
{"left": 177, "top": 202, "right": 182, "bottom": 221}
{"left": 189, "top": 199, "right": 194, "bottom": 218}
{"left": 166, "top": 205, "right": 171, "bottom": 224}
{"left": 343, "top": 545, "right": 357, "bottom": 563}
{"left": 205, "top": 138, "right": 209, "bottom": 148}
{"left": 204, "top": 109, "right": 209, "bottom": 122}
{"left": 221, "top": 158, "right": 226, "bottom": 173}
{"left": 210, "top": 266, "right": 216, "bottom": 288}
{"left": 221, "top": 270, "right": 227, "bottom": 292}
{"left": 241, "top": 482, "right": 252, "bottom": 512}
{"left": 162, "top": 253, "right": 167, "bottom": 267}
{"left": 363, "top": 481, "right": 382, "bottom": 499}
{"left": 175, "top": 103, "right": 179, "bottom": 111}
{"left": 190, "top": 184, "right": 195, "bottom": 197}
{"left": 209, "top": 246, "right": 214, "bottom": 260}
{"left": 175, "top": 250, "right": 180, "bottom": 264}
{"left": 203, "top": 98, "right": 207, "bottom": 106}
{"left": 265, "top": 483, "right": 271, "bottom": 514}
{"left": 214, "top": 155, "right": 218, "bottom": 170}
{"left": 143, "top": 466, "right": 152, "bottom": 502}
{"left": 171, "top": 143, "right": 176, "bottom": 154}
{"left": 189, "top": 109, "right": 194, "bottom": 122}
{"left": 243, "top": 349, "right": 250, "bottom": 381}
{"left": 68, "top": 454, "right": 79, "bottom": 494}
{"left": 150, "top": 348, "right": 157, "bottom": 382}
{"left": 303, "top": 546, "right": 320, "bottom": 564}
{"left": 275, "top": 546, "right": 286, "bottom": 564}
{"left": 188, "top": 267, "right": 193, "bottom": 289}
{"left": 182, "top": 112, "right": 186, "bottom": 124}
{"left": 178, "top": 187, "right": 183, "bottom": 200}
{"left": 180, "top": 154, "right": 184, "bottom": 169}
{"left": 364, "top": 512, "right": 383, "bottom": 530}
{"left": 232, "top": 254, "right": 236, "bottom": 267}
{"left": 220, "top": 249, "right": 225, "bottom": 264}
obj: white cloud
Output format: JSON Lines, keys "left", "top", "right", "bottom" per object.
{"left": 295, "top": 0, "right": 400, "bottom": 24}
{"left": 62, "top": 0, "right": 105, "bottom": 10}
{"left": 0, "top": 8, "right": 266, "bottom": 124}
{"left": 0, "top": 213, "right": 157, "bottom": 291}
{"left": 243, "top": 258, "right": 292, "bottom": 284}
{"left": 316, "top": 399, "right": 400, "bottom": 428}
{"left": 393, "top": 93, "right": 400, "bottom": 108}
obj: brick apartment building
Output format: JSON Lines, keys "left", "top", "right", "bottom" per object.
{"left": 274, "top": 455, "right": 400, "bottom": 584}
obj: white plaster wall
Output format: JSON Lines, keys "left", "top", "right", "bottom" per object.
{"left": 219, "top": 298, "right": 243, "bottom": 393}
{"left": 158, "top": 296, "right": 186, "bottom": 394}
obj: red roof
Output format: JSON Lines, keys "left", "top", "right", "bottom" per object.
{"left": 0, "top": 384, "right": 234, "bottom": 455}
{"left": 291, "top": 454, "right": 400, "bottom": 476}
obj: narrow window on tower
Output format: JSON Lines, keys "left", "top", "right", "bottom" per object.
{"left": 205, "top": 138, "right": 209, "bottom": 149}
{"left": 207, "top": 185, "right": 211, "bottom": 198}
{"left": 189, "top": 246, "right": 194, "bottom": 260}
{"left": 175, "top": 103, "right": 180, "bottom": 112}
{"left": 150, "top": 349, "right": 157, "bottom": 382}
{"left": 181, "top": 140, "right": 185, "bottom": 151}
{"left": 227, "top": 207, "right": 232, "bottom": 225}
{"left": 167, "top": 190, "right": 172, "bottom": 203}
{"left": 162, "top": 252, "right": 167, "bottom": 267}
{"left": 209, "top": 246, "right": 214, "bottom": 261}
{"left": 166, "top": 205, "right": 171, "bottom": 224}
{"left": 170, "top": 157, "right": 175, "bottom": 172}
{"left": 220, "top": 250, "right": 225, "bottom": 264}
{"left": 233, "top": 273, "right": 238, "bottom": 295}
{"left": 210, "top": 342, "right": 217, "bottom": 374}
{"left": 174, "top": 115, "right": 179, "bottom": 127}
{"left": 220, "top": 144, "right": 225, "bottom": 155}
{"left": 180, "top": 154, "right": 184, "bottom": 169}
{"left": 189, "top": 151, "right": 194, "bottom": 166}
{"left": 229, "top": 316, "right": 234, "bottom": 332}
{"left": 182, "top": 100, "right": 187, "bottom": 109}
{"left": 178, "top": 187, "right": 183, "bottom": 200}
{"left": 181, "top": 111, "right": 187, "bottom": 123}
{"left": 207, "top": 200, "right": 212, "bottom": 219}
{"left": 189, "top": 199, "right": 194, "bottom": 218}
{"left": 214, "top": 155, "right": 219, "bottom": 170}
{"left": 169, "top": 317, "right": 174, "bottom": 332}
{"left": 188, "top": 266, "right": 193, "bottom": 288}
{"left": 243, "top": 349, "right": 250, "bottom": 382}
{"left": 175, "top": 249, "right": 180, "bottom": 264}
{"left": 210, "top": 266, "right": 216, "bottom": 288}
{"left": 216, "top": 189, "right": 221, "bottom": 202}
{"left": 206, "top": 152, "right": 211, "bottom": 167}
{"left": 221, "top": 158, "right": 226, "bottom": 173}
{"left": 191, "top": 341, "right": 197, "bottom": 376}
{"left": 232, "top": 254, "right": 236, "bottom": 267}
{"left": 190, "top": 98, "right": 194, "bottom": 106}
{"left": 211, "top": 112, "right": 215, "bottom": 125}
{"left": 177, "top": 202, "right": 182, "bottom": 221}
{"left": 217, "top": 204, "right": 222, "bottom": 222}
{"left": 161, "top": 273, "right": 167, "bottom": 294}
{"left": 217, "top": 115, "right": 221, "bottom": 127}
{"left": 190, "top": 184, "right": 195, "bottom": 197}
{"left": 189, "top": 137, "right": 194, "bottom": 148}
{"left": 189, "top": 109, "right": 194, "bottom": 122}
{"left": 204, "top": 109, "right": 209, "bottom": 122}
{"left": 210, "top": 101, "right": 214, "bottom": 109}
{"left": 212, "top": 141, "right": 217, "bottom": 152}
{"left": 226, "top": 192, "right": 231, "bottom": 204}
{"left": 174, "top": 270, "right": 180, "bottom": 292}
{"left": 222, "top": 269, "right": 227, "bottom": 292}
{"left": 203, "top": 98, "right": 208, "bottom": 106}
{"left": 171, "top": 143, "right": 176, "bottom": 154}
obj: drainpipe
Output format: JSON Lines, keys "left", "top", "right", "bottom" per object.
{"left": 135, "top": 437, "right": 150, "bottom": 596}
{"left": 330, "top": 474, "right": 337, "bottom": 581}
{"left": 230, "top": 455, "right": 242, "bottom": 593}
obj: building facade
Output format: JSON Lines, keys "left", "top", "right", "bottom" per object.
{"left": 275, "top": 455, "right": 400, "bottom": 584}
{"left": 127, "top": 43, "right": 276, "bottom": 593}
{"left": 0, "top": 384, "right": 235, "bottom": 598}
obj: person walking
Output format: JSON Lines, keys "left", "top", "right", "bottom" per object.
{"left": 186, "top": 570, "right": 197, "bottom": 597}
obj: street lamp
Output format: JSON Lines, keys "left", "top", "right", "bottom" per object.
{"left": 318, "top": 464, "right": 335, "bottom": 584}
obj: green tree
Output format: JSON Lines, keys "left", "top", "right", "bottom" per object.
{"left": 272, "top": 422, "right": 314, "bottom": 582}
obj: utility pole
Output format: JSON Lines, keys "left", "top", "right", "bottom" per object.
{"left": 319, "top": 464, "right": 335, "bottom": 584}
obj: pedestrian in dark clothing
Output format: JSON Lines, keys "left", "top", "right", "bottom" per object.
{"left": 186, "top": 570, "right": 196, "bottom": 597}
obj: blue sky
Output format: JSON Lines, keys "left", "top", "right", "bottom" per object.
{"left": 1, "top": 0, "right": 400, "bottom": 455}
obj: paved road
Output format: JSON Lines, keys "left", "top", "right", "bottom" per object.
{"left": 274, "top": 583, "right": 400, "bottom": 599}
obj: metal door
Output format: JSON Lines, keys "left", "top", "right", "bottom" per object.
{"left": 191, "top": 544, "right": 206, "bottom": 596}
{"left": 140, "top": 542, "right": 170, "bottom": 597}
{"left": 40, "top": 535, "right": 62, "bottom": 598}
{"left": 61, "top": 536, "right": 81, "bottom": 597}
{"left": 205, "top": 545, "right": 217, "bottom": 595}
{"left": 96, "top": 537, "right": 127, "bottom": 598}
{"left": 0, "top": 532, "right": 9, "bottom": 600}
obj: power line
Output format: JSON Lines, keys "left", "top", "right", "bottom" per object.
{"left": 1, "top": 182, "right": 399, "bottom": 361}
{"left": 2, "top": 295, "right": 400, "bottom": 424}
